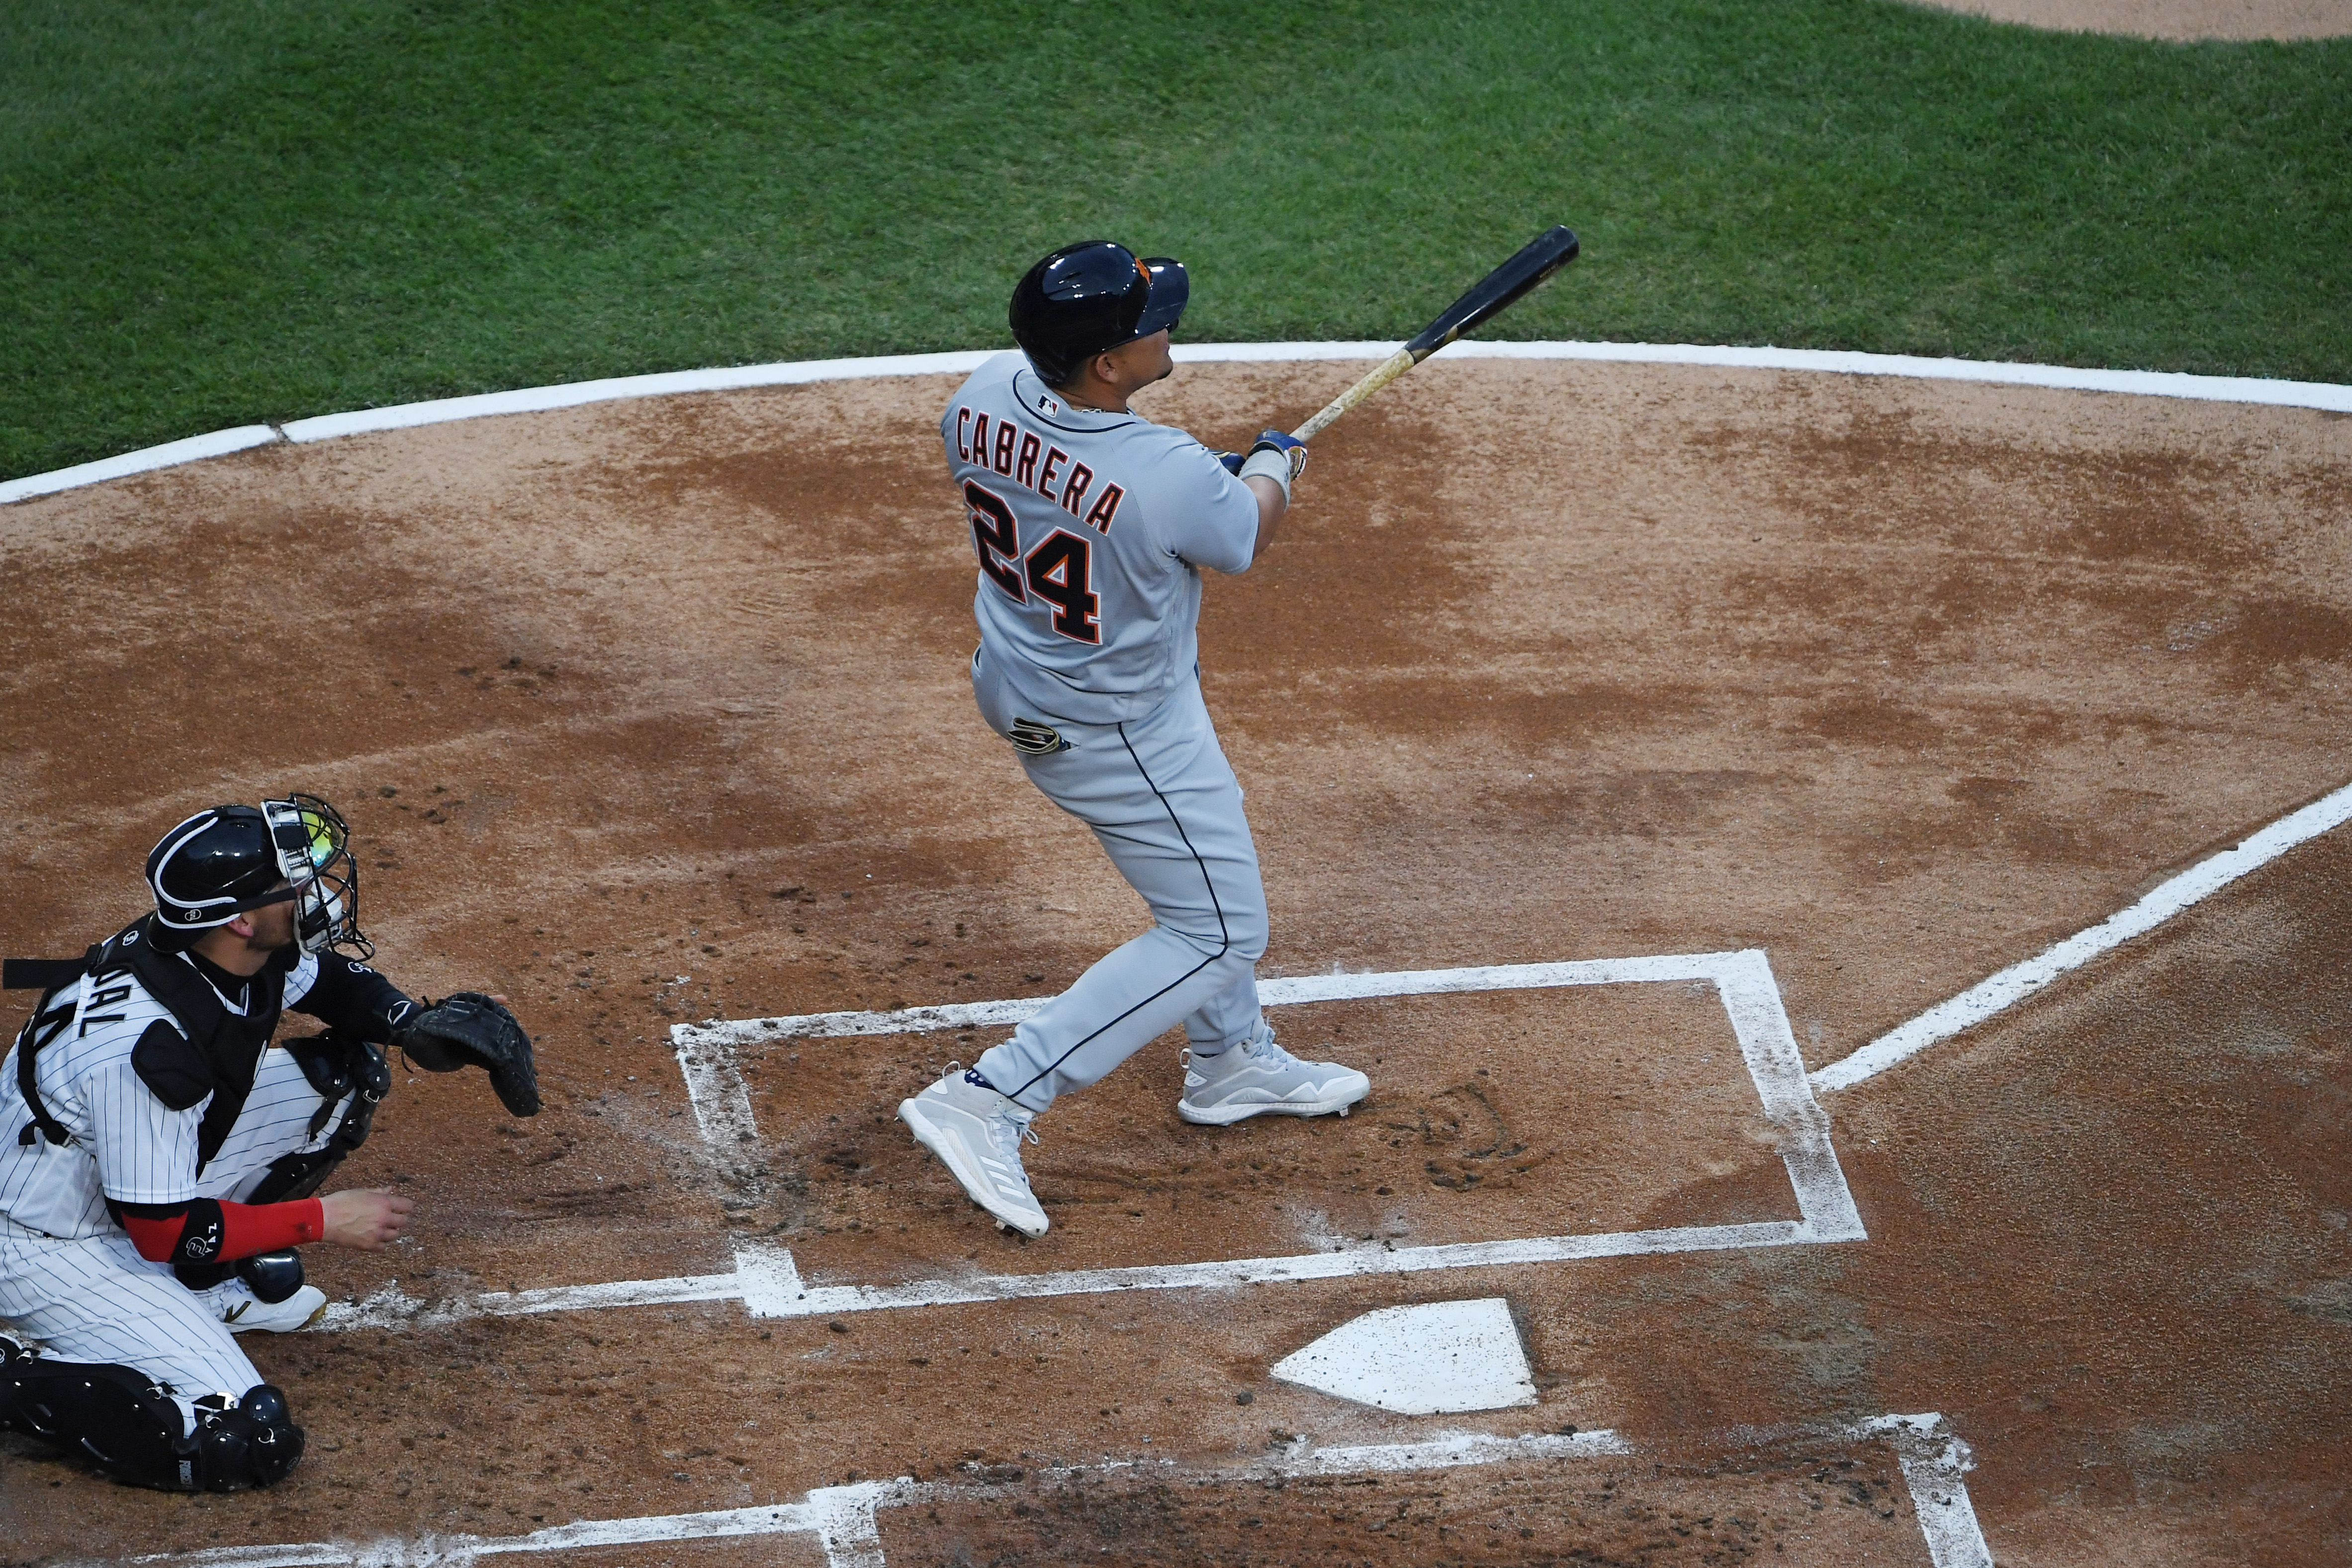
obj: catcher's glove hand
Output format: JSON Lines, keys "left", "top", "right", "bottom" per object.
{"left": 394, "top": 992, "right": 541, "bottom": 1116}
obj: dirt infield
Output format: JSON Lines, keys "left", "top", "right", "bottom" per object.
{"left": 1, "top": 357, "right": 2348, "bottom": 1564}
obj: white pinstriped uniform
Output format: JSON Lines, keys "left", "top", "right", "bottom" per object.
{"left": 0, "top": 953, "right": 351, "bottom": 1410}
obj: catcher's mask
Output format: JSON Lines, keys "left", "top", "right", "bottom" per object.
{"left": 146, "top": 793, "right": 370, "bottom": 958}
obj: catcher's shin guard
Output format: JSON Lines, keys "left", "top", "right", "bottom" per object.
{"left": 0, "top": 1360, "right": 304, "bottom": 1490}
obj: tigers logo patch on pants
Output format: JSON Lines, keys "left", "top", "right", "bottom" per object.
{"left": 1008, "top": 717, "right": 1070, "bottom": 756}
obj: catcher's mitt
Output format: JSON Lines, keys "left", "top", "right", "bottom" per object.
{"left": 395, "top": 992, "right": 540, "bottom": 1116}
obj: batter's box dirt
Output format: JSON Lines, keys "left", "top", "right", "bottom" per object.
{"left": 747, "top": 987, "right": 1781, "bottom": 1277}
{"left": 667, "top": 954, "right": 1863, "bottom": 1325}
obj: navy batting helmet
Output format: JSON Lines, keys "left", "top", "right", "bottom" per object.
{"left": 1008, "top": 241, "right": 1189, "bottom": 388}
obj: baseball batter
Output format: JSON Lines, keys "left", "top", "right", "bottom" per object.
{"left": 899, "top": 240, "right": 1369, "bottom": 1237}
{"left": 0, "top": 795, "right": 538, "bottom": 1491}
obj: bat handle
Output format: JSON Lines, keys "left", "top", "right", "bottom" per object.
{"left": 1290, "top": 348, "right": 1418, "bottom": 442}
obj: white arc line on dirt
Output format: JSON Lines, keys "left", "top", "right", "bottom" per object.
{"left": 1812, "top": 779, "right": 2352, "bottom": 1092}
{"left": 120, "top": 1415, "right": 1987, "bottom": 1568}
{"left": 8, "top": 342, "right": 2348, "bottom": 504}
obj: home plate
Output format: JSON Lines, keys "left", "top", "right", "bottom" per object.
{"left": 1270, "top": 1298, "right": 1538, "bottom": 1414}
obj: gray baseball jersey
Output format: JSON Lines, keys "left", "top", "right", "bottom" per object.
{"left": 940, "top": 349, "right": 1278, "bottom": 1111}
{"left": 942, "top": 350, "right": 1259, "bottom": 726}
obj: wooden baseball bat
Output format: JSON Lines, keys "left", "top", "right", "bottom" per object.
{"left": 1291, "top": 225, "right": 1580, "bottom": 441}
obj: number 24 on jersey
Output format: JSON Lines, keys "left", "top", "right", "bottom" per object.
{"left": 966, "top": 480, "right": 1100, "bottom": 644}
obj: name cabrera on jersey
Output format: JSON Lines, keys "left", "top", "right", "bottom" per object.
{"left": 944, "top": 351, "right": 1260, "bottom": 726}
{"left": 0, "top": 950, "right": 340, "bottom": 1245}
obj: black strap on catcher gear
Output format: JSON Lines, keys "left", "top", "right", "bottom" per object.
{"left": 13, "top": 990, "right": 80, "bottom": 1147}
{"left": 8, "top": 942, "right": 110, "bottom": 1147}
{"left": 3, "top": 958, "right": 87, "bottom": 991}
{"left": 283, "top": 1030, "right": 390, "bottom": 1140}
{"left": 8, "top": 916, "right": 282, "bottom": 1160}
{"left": 0, "top": 1359, "right": 304, "bottom": 1491}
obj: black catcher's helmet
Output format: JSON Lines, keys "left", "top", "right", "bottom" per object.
{"left": 1008, "top": 241, "right": 1189, "bottom": 388}
{"left": 145, "top": 794, "right": 369, "bottom": 958}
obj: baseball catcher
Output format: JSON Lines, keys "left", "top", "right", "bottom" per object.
{"left": 0, "top": 794, "right": 537, "bottom": 1490}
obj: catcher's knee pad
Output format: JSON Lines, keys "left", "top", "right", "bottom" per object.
{"left": 0, "top": 1361, "right": 304, "bottom": 1491}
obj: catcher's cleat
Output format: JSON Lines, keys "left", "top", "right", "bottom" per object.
{"left": 898, "top": 1066, "right": 1050, "bottom": 1238}
{"left": 199, "top": 1282, "right": 329, "bottom": 1334}
{"left": 1177, "top": 1028, "right": 1370, "bottom": 1126}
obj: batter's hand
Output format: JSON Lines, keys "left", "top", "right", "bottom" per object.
{"left": 1247, "top": 429, "right": 1309, "bottom": 485}
{"left": 321, "top": 1187, "right": 414, "bottom": 1250}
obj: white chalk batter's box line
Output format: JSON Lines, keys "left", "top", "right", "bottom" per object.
{"left": 118, "top": 1412, "right": 1992, "bottom": 1568}
{"left": 316, "top": 774, "right": 2352, "bottom": 1332}
{"left": 320, "top": 950, "right": 1860, "bottom": 1330}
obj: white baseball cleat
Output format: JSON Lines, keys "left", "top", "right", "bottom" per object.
{"left": 205, "top": 1282, "right": 330, "bottom": 1333}
{"left": 1178, "top": 1028, "right": 1371, "bottom": 1126}
{"left": 898, "top": 1066, "right": 1050, "bottom": 1238}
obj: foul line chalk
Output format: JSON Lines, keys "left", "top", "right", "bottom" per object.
{"left": 9, "top": 342, "right": 2348, "bottom": 504}
{"left": 1813, "top": 778, "right": 2352, "bottom": 1093}
{"left": 119, "top": 1414, "right": 1984, "bottom": 1568}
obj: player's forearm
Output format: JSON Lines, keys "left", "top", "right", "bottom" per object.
{"left": 1246, "top": 474, "right": 1288, "bottom": 563}
{"left": 293, "top": 956, "right": 420, "bottom": 1044}
{"left": 110, "top": 1196, "right": 326, "bottom": 1265}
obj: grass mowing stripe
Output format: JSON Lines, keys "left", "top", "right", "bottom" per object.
{"left": 3, "top": 0, "right": 2347, "bottom": 480}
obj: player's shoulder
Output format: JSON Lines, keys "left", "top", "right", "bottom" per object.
{"left": 951, "top": 350, "right": 1029, "bottom": 404}
{"left": 127, "top": 1016, "right": 211, "bottom": 1109}
{"left": 42, "top": 980, "right": 188, "bottom": 1097}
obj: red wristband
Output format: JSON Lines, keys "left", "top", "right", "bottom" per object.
{"left": 122, "top": 1198, "right": 325, "bottom": 1265}
{"left": 220, "top": 1196, "right": 325, "bottom": 1257}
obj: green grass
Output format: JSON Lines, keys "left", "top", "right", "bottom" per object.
{"left": 4, "top": 0, "right": 2348, "bottom": 479}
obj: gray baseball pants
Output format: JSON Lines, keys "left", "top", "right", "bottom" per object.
{"left": 969, "top": 652, "right": 1269, "bottom": 1113}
